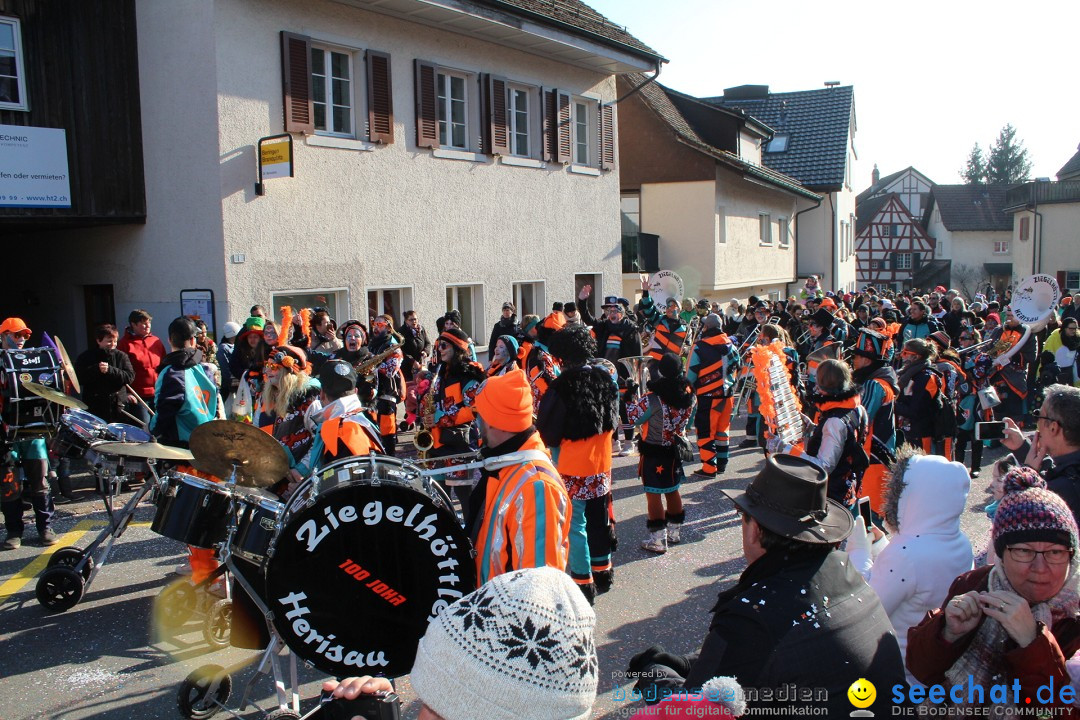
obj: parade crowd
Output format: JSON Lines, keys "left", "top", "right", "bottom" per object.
{"left": 4, "top": 275, "right": 1080, "bottom": 718}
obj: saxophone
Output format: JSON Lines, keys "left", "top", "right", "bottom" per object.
{"left": 413, "top": 366, "right": 440, "bottom": 455}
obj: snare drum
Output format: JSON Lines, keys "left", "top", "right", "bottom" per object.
{"left": 151, "top": 472, "right": 234, "bottom": 548}
{"left": 263, "top": 454, "right": 473, "bottom": 678}
{"left": 105, "top": 423, "right": 152, "bottom": 443}
{"left": 51, "top": 409, "right": 107, "bottom": 459}
{"left": 232, "top": 493, "right": 283, "bottom": 566}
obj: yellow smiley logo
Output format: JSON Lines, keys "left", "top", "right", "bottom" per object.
{"left": 848, "top": 678, "right": 876, "bottom": 709}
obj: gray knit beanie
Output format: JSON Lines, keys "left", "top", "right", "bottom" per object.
{"left": 410, "top": 567, "right": 598, "bottom": 720}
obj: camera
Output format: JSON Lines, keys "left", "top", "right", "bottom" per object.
{"left": 315, "top": 691, "right": 401, "bottom": 720}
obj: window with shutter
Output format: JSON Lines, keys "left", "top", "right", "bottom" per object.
{"left": 599, "top": 104, "right": 614, "bottom": 170}
{"left": 366, "top": 51, "right": 393, "bottom": 144}
{"left": 1019, "top": 215, "right": 1030, "bottom": 241}
{"left": 485, "top": 74, "right": 509, "bottom": 156}
{"left": 281, "top": 32, "right": 314, "bottom": 134}
{"left": 0, "top": 16, "right": 28, "bottom": 111}
{"left": 414, "top": 60, "right": 439, "bottom": 149}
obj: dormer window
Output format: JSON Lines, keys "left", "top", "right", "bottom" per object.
{"left": 765, "top": 134, "right": 789, "bottom": 153}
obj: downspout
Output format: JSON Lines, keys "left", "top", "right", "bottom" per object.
{"left": 829, "top": 193, "right": 837, "bottom": 291}
{"left": 1032, "top": 181, "right": 1044, "bottom": 275}
{"left": 608, "top": 61, "right": 662, "bottom": 107}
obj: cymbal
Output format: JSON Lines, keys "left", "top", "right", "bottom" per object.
{"left": 93, "top": 441, "right": 194, "bottom": 461}
{"left": 21, "top": 381, "right": 88, "bottom": 411}
{"left": 188, "top": 420, "right": 290, "bottom": 488}
{"left": 54, "top": 336, "right": 81, "bottom": 395}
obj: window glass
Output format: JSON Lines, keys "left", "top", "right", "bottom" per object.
{"left": 574, "top": 102, "right": 589, "bottom": 165}
{"left": 0, "top": 19, "right": 24, "bottom": 108}
{"left": 311, "top": 47, "right": 352, "bottom": 136}
{"left": 509, "top": 88, "right": 529, "bottom": 156}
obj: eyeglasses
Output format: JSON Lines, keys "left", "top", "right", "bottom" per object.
{"left": 1006, "top": 547, "right": 1073, "bottom": 564}
{"left": 1032, "top": 408, "right": 1061, "bottom": 426}
{"left": 437, "top": 340, "right": 452, "bottom": 350}
{"left": 5, "top": 330, "right": 31, "bottom": 339}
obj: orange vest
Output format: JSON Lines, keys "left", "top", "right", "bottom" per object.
{"left": 320, "top": 416, "right": 376, "bottom": 459}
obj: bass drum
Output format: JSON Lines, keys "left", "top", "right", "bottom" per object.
{"left": 264, "top": 454, "right": 474, "bottom": 678}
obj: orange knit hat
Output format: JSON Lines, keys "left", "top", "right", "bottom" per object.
{"left": 473, "top": 368, "right": 533, "bottom": 433}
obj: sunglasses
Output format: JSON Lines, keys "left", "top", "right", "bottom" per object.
{"left": 437, "top": 340, "right": 452, "bottom": 350}
{"left": 5, "top": 331, "right": 31, "bottom": 339}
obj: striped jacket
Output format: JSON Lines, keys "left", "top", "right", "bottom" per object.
{"left": 472, "top": 431, "right": 570, "bottom": 586}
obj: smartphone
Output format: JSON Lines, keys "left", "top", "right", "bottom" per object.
{"left": 301, "top": 693, "right": 401, "bottom": 720}
{"left": 975, "top": 421, "right": 1006, "bottom": 441}
{"left": 856, "top": 496, "right": 873, "bottom": 530}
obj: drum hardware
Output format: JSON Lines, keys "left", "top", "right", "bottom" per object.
{"left": 20, "top": 380, "right": 87, "bottom": 411}
{"left": 188, "top": 420, "right": 290, "bottom": 488}
{"left": 35, "top": 460, "right": 164, "bottom": 613}
{"left": 54, "top": 336, "right": 81, "bottom": 395}
{"left": 957, "top": 338, "right": 994, "bottom": 355}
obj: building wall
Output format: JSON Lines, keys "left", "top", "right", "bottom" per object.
{"left": 798, "top": 188, "right": 856, "bottom": 294}
{"left": 616, "top": 85, "right": 715, "bottom": 189}
{"left": 1013, "top": 204, "right": 1080, "bottom": 287}
{"left": 7, "top": 0, "right": 630, "bottom": 354}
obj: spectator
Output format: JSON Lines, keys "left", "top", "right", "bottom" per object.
{"left": 488, "top": 301, "right": 521, "bottom": 356}
{"left": 74, "top": 323, "right": 135, "bottom": 424}
{"left": 323, "top": 567, "right": 597, "bottom": 720}
{"left": 846, "top": 448, "right": 973, "bottom": 686}
{"left": 1003, "top": 384, "right": 1080, "bottom": 523}
{"left": 216, "top": 321, "right": 241, "bottom": 403}
{"left": 907, "top": 468, "right": 1080, "bottom": 713}
{"left": 628, "top": 454, "right": 906, "bottom": 716}
{"left": 400, "top": 310, "right": 430, "bottom": 382}
{"left": 117, "top": 309, "right": 166, "bottom": 427}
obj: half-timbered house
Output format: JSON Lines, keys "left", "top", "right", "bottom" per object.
{"left": 855, "top": 193, "right": 935, "bottom": 291}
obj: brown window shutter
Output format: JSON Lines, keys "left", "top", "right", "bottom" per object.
{"left": 1019, "top": 215, "right": 1029, "bottom": 241}
{"left": 541, "top": 88, "right": 556, "bottom": 162}
{"left": 281, "top": 31, "right": 314, "bottom": 134}
{"left": 556, "top": 91, "right": 572, "bottom": 164}
{"left": 485, "top": 74, "right": 509, "bottom": 156}
{"left": 599, "top": 103, "right": 614, "bottom": 170}
{"left": 414, "top": 60, "right": 439, "bottom": 149}
{"left": 366, "top": 50, "right": 394, "bottom": 144}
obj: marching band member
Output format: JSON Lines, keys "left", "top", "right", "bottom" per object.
{"left": 955, "top": 327, "right": 985, "bottom": 476}
{"left": 289, "top": 360, "right": 383, "bottom": 486}
{"left": 986, "top": 307, "right": 1037, "bottom": 421}
{"left": 524, "top": 311, "right": 564, "bottom": 414}
{"left": 469, "top": 369, "right": 571, "bottom": 586}
{"left": 819, "top": 297, "right": 848, "bottom": 345}
{"left": 686, "top": 313, "right": 739, "bottom": 478}
{"left": 537, "top": 325, "right": 619, "bottom": 601}
{"left": 899, "top": 301, "right": 941, "bottom": 344}
{"left": 628, "top": 352, "right": 695, "bottom": 555}
{"left": 429, "top": 328, "right": 486, "bottom": 508}
{"left": 0, "top": 318, "right": 57, "bottom": 550}
{"left": 151, "top": 317, "right": 221, "bottom": 583}
{"left": 486, "top": 335, "right": 520, "bottom": 377}
{"left": 780, "top": 359, "right": 868, "bottom": 507}
{"left": 441, "top": 310, "right": 478, "bottom": 362}
{"left": 851, "top": 328, "right": 898, "bottom": 519}
{"left": 367, "top": 314, "right": 404, "bottom": 456}
{"left": 802, "top": 307, "right": 838, "bottom": 402}
{"left": 593, "top": 296, "right": 643, "bottom": 457}
{"left": 638, "top": 276, "right": 687, "bottom": 368}
{"left": 332, "top": 320, "right": 371, "bottom": 367}
{"left": 895, "top": 338, "right": 944, "bottom": 454}
{"left": 929, "top": 331, "right": 963, "bottom": 460}
{"left": 257, "top": 345, "right": 321, "bottom": 468}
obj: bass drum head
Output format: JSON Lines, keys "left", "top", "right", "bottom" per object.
{"left": 264, "top": 459, "right": 474, "bottom": 678}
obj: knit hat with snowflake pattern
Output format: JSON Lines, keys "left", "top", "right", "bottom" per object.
{"left": 410, "top": 566, "right": 598, "bottom": 720}
{"left": 992, "top": 466, "right": 1079, "bottom": 558}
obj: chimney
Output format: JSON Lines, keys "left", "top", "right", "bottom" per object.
{"left": 872, "top": 164, "right": 880, "bottom": 185}
{"left": 824, "top": 81, "right": 840, "bottom": 88}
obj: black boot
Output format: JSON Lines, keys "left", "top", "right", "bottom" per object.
{"left": 594, "top": 568, "right": 615, "bottom": 594}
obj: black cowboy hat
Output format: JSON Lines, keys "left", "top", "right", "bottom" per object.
{"left": 808, "top": 308, "right": 835, "bottom": 331}
{"left": 721, "top": 454, "right": 853, "bottom": 544}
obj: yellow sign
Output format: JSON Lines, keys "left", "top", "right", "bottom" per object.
{"left": 261, "top": 141, "right": 289, "bottom": 166}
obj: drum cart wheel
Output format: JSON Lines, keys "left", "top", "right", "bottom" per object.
{"left": 177, "top": 664, "right": 232, "bottom": 720}
{"left": 35, "top": 566, "right": 85, "bottom": 613}
{"left": 156, "top": 581, "right": 197, "bottom": 628}
{"left": 263, "top": 710, "right": 300, "bottom": 720}
{"left": 47, "top": 546, "right": 95, "bottom": 581}
{"left": 202, "top": 598, "right": 232, "bottom": 649}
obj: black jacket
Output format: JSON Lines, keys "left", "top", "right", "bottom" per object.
{"left": 632, "top": 548, "right": 906, "bottom": 716}
{"left": 487, "top": 316, "right": 521, "bottom": 356}
{"left": 74, "top": 347, "right": 135, "bottom": 423}
{"left": 593, "top": 318, "right": 642, "bottom": 362}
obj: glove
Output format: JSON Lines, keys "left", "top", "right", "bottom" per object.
{"left": 627, "top": 645, "right": 692, "bottom": 678}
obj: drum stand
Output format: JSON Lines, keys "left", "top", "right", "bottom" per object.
{"left": 175, "top": 462, "right": 303, "bottom": 720}
{"left": 34, "top": 461, "right": 162, "bottom": 613}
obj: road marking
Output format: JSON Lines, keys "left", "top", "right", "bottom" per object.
{"left": 0, "top": 520, "right": 152, "bottom": 606}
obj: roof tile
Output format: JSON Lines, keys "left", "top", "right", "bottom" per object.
{"left": 928, "top": 184, "right": 1012, "bottom": 232}
{"left": 480, "top": 0, "right": 662, "bottom": 59}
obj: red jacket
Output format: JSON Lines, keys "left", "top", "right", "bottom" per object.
{"left": 907, "top": 565, "right": 1080, "bottom": 714}
{"left": 118, "top": 330, "right": 167, "bottom": 398}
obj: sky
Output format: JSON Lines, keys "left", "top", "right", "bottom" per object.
{"left": 585, "top": 0, "right": 1080, "bottom": 191}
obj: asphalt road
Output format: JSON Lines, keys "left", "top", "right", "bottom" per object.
{"left": 0, "top": 430, "right": 1002, "bottom": 720}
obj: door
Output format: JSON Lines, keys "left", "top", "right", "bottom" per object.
{"left": 83, "top": 284, "right": 115, "bottom": 349}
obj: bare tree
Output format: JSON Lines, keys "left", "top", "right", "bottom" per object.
{"left": 953, "top": 263, "right": 990, "bottom": 301}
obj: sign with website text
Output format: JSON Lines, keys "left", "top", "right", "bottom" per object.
{"left": 0, "top": 125, "right": 72, "bottom": 207}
